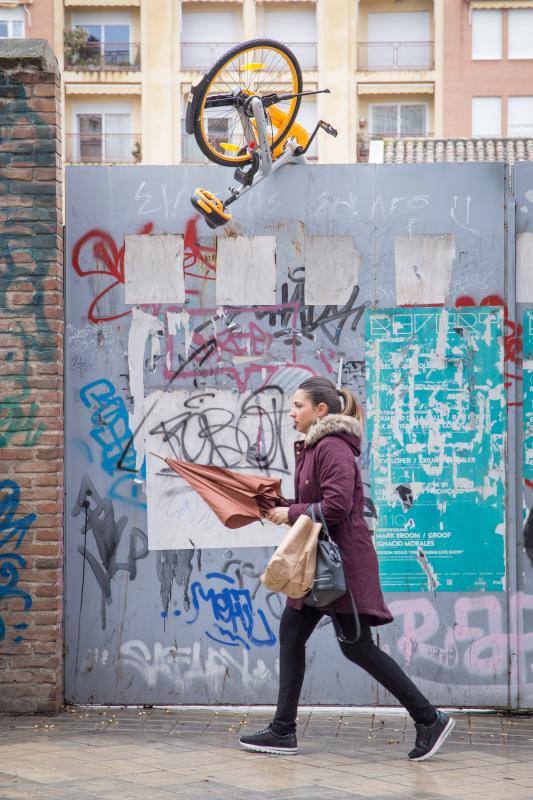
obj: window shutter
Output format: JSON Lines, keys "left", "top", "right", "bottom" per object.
{"left": 471, "top": 97, "right": 501, "bottom": 137}
{"left": 471, "top": 10, "right": 502, "bottom": 59}
{"left": 509, "top": 9, "right": 533, "bottom": 59}
{"left": 508, "top": 96, "right": 533, "bottom": 136}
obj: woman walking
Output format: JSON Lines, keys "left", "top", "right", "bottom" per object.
{"left": 239, "top": 376, "right": 454, "bottom": 761}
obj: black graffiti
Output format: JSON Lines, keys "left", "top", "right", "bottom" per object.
{"left": 149, "top": 385, "right": 290, "bottom": 474}
{"left": 157, "top": 547, "right": 201, "bottom": 618}
{"left": 525, "top": 506, "right": 533, "bottom": 566}
{"left": 116, "top": 336, "right": 219, "bottom": 472}
{"left": 72, "top": 475, "right": 148, "bottom": 631}
{"left": 245, "top": 281, "right": 370, "bottom": 346}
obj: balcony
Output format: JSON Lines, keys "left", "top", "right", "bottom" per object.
{"left": 180, "top": 42, "right": 239, "bottom": 71}
{"left": 65, "top": 41, "right": 141, "bottom": 71}
{"left": 180, "top": 41, "right": 317, "bottom": 72}
{"left": 66, "top": 133, "right": 142, "bottom": 164}
{"left": 358, "top": 41, "right": 434, "bottom": 71}
{"left": 181, "top": 132, "right": 209, "bottom": 164}
{"left": 282, "top": 42, "right": 317, "bottom": 70}
{"left": 357, "top": 132, "right": 433, "bottom": 162}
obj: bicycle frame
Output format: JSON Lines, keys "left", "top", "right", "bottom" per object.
{"left": 191, "top": 91, "right": 337, "bottom": 228}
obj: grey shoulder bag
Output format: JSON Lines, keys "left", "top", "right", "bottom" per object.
{"left": 304, "top": 502, "right": 361, "bottom": 644}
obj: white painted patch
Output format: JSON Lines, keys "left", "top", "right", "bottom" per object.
{"left": 145, "top": 388, "right": 297, "bottom": 550}
{"left": 124, "top": 234, "right": 185, "bottom": 304}
{"left": 128, "top": 308, "right": 164, "bottom": 471}
{"left": 216, "top": 235, "right": 277, "bottom": 306}
{"left": 394, "top": 234, "right": 455, "bottom": 306}
{"left": 167, "top": 310, "right": 192, "bottom": 360}
{"left": 516, "top": 232, "right": 533, "bottom": 302}
{"left": 304, "top": 236, "right": 361, "bottom": 306}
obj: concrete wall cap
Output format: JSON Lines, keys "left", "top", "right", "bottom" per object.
{"left": 0, "top": 39, "right": 59, "bottom": 75}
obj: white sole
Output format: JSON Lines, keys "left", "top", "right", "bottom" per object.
{"left": 411, "top": 717, "right": 456, "bottom": 762}
{"left": 240, "top": 742, "right": 298, "bottom": 755}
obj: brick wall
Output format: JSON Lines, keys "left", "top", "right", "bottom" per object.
{"left": 443, "top": 1, "right": 533, "bottom": 138}
{"left": 0, "top": 40, "right": 63, "bottom": 714}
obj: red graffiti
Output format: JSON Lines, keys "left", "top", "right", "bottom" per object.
{"left": 455, "top": 294, "right": 523, "bottom": 406}
{"left": 71, "top": 216, "right": 215, "bottom": 325}
{"left": 183, "top": 215, "right": 216, "bottom": 281}
{"left": 72, "top": 222, "right": 154, "bottom": 324}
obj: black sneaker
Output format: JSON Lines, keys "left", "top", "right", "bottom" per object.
{"left": 408, "top": 710, "right": 455, "bottom": 761}
{"left": 239, "top": 724, "right": 298, "bottom": 755}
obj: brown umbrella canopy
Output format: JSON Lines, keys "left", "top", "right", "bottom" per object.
{"left": 152, "top": 454, "right": 282, "bottom": 529}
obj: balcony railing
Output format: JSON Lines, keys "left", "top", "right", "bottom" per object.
{"left": 180, "top": 41, "right": 317, "bottom": 70}
{"left": 181, "top": 132, "right": 209, "bottom": 164}
{"left": 66, "top": 133, "right": 142, "bottom": 164}
{"left": 180, "top": 41, "right": 239, "bottom": 70}
{"left": 65, "top": 41, "right": 141, "bottom": 70}
{"left": 283, "top": 42, "right": 317, "bottom": 70}
{"left": 357, "top": 132, "right": 433, "bottom": 161}
{"left": 358, "top": 41, "right": 434, "bottom": 71}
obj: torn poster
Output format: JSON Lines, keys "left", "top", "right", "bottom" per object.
{"left": 144, "top": 386, "right": 297, "bottom": 550}
{"left": 365, "top": 306, "right": 506, "bottom": 593}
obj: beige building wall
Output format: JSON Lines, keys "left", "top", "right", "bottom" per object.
{"left": 41, "top": 0, "right": 446, "bottom": 164}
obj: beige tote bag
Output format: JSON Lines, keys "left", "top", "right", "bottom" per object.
{"left": 260, "top": 514, "right": 322, "bottom": 598}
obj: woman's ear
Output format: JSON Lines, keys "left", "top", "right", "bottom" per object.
{"left": 317, "top": 402, "right": 329, "bottom": 419}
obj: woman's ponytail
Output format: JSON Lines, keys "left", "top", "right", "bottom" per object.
{"left": 338, "top": 388, "right": 363, "bottom": 425}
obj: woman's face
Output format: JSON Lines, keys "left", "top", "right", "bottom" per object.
{"left": 290, "top": 389, "right": 328, "bottom": 434}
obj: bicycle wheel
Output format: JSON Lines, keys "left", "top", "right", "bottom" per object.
{"left": 192, "top": 39, "right": 303, "bottom": 167}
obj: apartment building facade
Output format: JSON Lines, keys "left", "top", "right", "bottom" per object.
{"left": 3, "top": 0, "right": 532, "bottom": 164}
{"left": 443, "top": 0, "right": 533, "bottom": 140}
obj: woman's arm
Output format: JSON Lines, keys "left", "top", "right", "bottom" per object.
{"left": 287, "top": 438, "right": 355, "bottom": 526}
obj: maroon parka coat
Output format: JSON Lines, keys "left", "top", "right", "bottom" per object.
{"left": 283, "top": 413, "right": 393, "bottom": 626}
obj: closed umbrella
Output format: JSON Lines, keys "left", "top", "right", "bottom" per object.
{"left": 151, "top": 453, "right": 282, "bottom": 529}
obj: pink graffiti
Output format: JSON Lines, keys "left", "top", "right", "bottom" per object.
{"left": 389, "top": 593, "right": 533, "bottom": 681}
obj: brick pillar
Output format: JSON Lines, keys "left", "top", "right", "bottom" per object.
{"left": 0, "top": 40, "right": 63, "bottom": 713}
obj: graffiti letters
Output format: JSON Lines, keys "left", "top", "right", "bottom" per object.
{"left": 72, "top": 475, "right": 148, "bottom": 630}
{"left": 0, "top": 480, "right": 36, "bottom": 644}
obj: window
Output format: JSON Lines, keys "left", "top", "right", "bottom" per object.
{"left": 73, "top": 106, "right": 133, "bottom": 162}
{"left": 509, "top": 9, "right": 533, "bottom": 60}
{"left": 370, "top": 104, "right": 427, "bottom": 136}
{"left": 472, "top": 97, "right": 501, "bottom": 137}
{"left": 508, "top": 97, "right": 533, "bottom": 137}
{"left": 181, "top": 5, "right": 242, "bottom": 69}
{"left": 71, "top": 12, "right": 132, "bottom": 66}
{"left": 261, "top": 4, "right": 317, "bottom": 69}
{"left": 471, "top": 10, "right": 501, "bottom": 60}
{"left": 0, "top": 8, "right": 25, "bottom": 38}
{"left": 366, "top": 12, "right": 431, "bottom": 69}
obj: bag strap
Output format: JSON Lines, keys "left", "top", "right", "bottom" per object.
{"left": 330, "top": 586, "right": 361, "bottom": 644}
{"left": 308, "top": 503, "right": 361, "bottom": 644}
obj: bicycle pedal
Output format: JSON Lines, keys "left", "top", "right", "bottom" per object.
{"left": 191, "top": 188, "right": 232, "bottom": 228}
{"left": 320, "top": 121, "right": 338, "bottom": 138}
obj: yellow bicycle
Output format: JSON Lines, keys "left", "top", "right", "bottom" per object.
{"left": 185, "top": 38, "right": 337, "bottom": 228}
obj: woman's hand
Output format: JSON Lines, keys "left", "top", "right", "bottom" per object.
{"left": 265, "top": 507, "right": 290, "bottom": 526}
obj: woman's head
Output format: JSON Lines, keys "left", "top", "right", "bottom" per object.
{"left": 290, "top": 376, "right": 362, "bottom": 434}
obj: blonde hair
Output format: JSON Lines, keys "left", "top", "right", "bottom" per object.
{"left": 299, "top": 378, "right": 363, "bottom": 425}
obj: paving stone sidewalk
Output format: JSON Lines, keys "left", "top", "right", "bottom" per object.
{"left": 1, "top": 706, "right": 533, "bottom": 799}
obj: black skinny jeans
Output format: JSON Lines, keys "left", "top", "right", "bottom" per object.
{"left": 272, "top": 604, "right": 436, "bottom": 735}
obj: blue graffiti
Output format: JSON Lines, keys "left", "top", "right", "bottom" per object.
{"left": 0, "top": 480, "right": 36, "bottom": 644}
{"left": 187, "top": 571, "right": 276, "bottom": 650}
{"left": 80, "top": 378, "right": 137, "bottom": 475}
{"left": 80, "top": 379, "right": 146, "bottom": 507}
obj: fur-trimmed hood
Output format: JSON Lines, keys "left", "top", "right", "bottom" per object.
{"left": 304, "top": 413, "right": 362, "bottom": 449}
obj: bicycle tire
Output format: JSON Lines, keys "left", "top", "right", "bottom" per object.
{"left": 192, "top": 38, "right": 303, "bottom": 168}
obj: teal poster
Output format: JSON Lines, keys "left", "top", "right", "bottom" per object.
{"left": 365, "top": 307, "right": 506, "bottom": 593}
{"left": 525, "top": 310, "right": 533, "bottom": 487}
